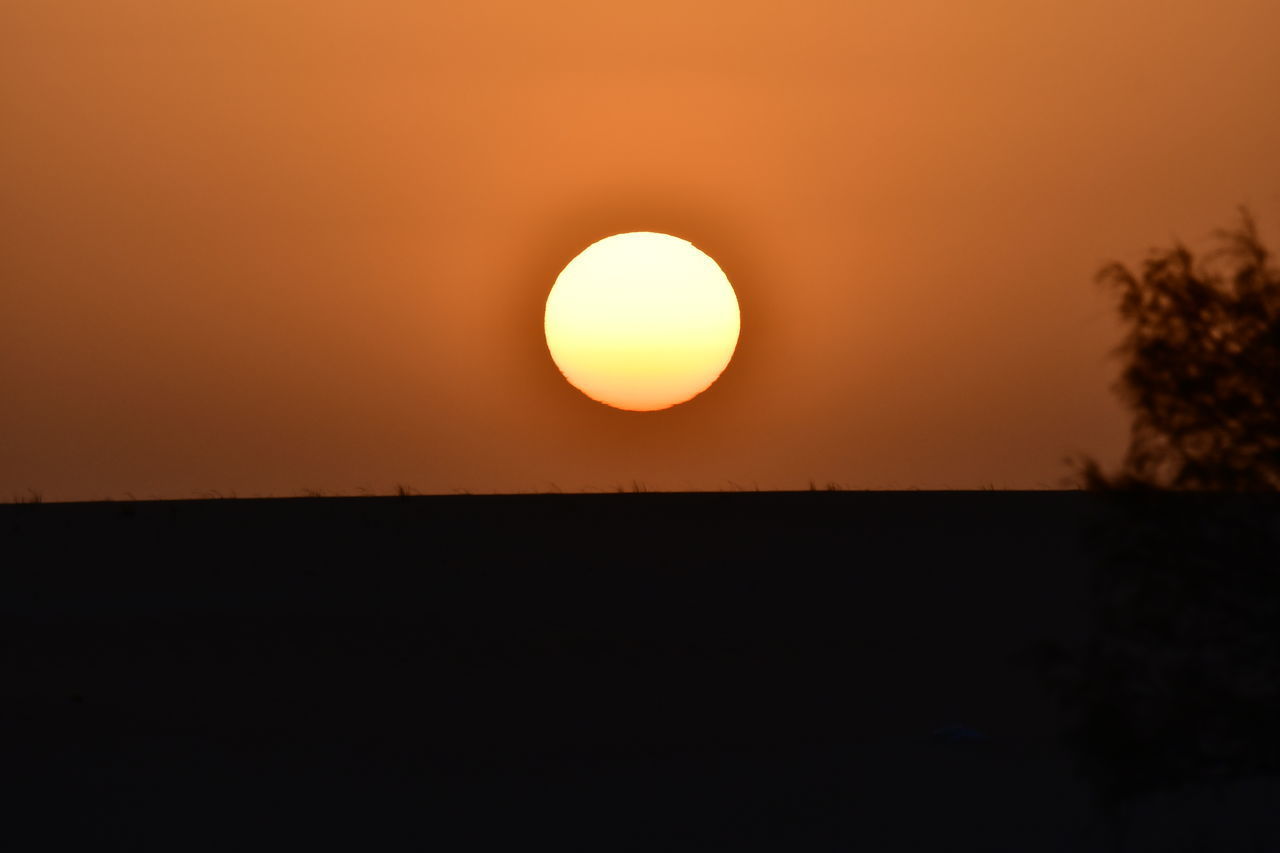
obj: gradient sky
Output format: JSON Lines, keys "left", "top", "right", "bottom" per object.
{"left": 4, "top": 0, "right": 1279, "bottom": 500}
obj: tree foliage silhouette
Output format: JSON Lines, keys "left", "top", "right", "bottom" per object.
{"left": 1044, "top": 211, "right": 1280, "bottom": 832}
{"left": 1079, "top": 208, "right": 1280, "bottom": 490}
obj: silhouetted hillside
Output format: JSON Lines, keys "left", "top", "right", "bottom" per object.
{"left": 4, "top": 492, "right": 1277, "bottom": 850}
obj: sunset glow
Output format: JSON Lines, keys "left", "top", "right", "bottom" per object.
{"left": 544, "top": 233, "right": 740, "bottom": 411}
{"left": 5, "top": 0, "right": 1280, "bottom": 498}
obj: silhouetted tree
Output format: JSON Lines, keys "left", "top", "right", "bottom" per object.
{"left": 1078, "top": 208, "right": 1280, "bottom": 490}
{"left": 1042, "top": 212, "right": 1280, "bottom": 838}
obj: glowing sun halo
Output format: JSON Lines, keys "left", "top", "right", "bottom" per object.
{"left": 544, "top": 232, "right": 741, "bottom": 411}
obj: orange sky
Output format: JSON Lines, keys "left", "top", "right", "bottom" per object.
{"left": 4, "top": 0, "right": 1279, "bottom": 500}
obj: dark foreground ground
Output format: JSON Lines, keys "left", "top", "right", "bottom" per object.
{"left": 3, "top": 491, "right": 1278, "bottom": 851}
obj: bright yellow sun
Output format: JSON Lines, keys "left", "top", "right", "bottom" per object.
{"left": 544, "top": 232, "right": 741, "bottom": 411}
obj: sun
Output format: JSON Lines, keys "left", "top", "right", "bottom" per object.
{"left": 544, "top": 232, "right": 741, "bottom": 412}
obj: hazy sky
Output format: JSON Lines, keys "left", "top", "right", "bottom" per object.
{"left": 4, "top": 0, "right": 1279, "bottom": 500}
